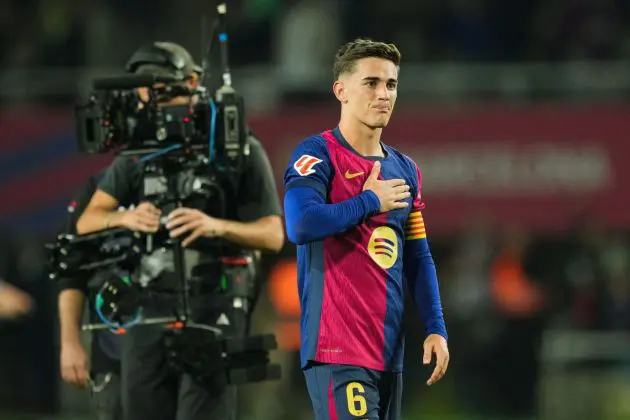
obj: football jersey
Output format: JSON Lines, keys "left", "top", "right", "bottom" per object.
{"left": 284, "top": 127, "right": 426, "bottom": 373}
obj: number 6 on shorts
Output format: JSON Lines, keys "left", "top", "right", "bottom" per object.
{"left": 346, "top": 382, "right": 367, "bottom": 417}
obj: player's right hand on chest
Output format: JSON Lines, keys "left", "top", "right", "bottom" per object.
{"left": 120, "top": 202, "right": 162, "bottom": 232}
{"left": 362, "top": 161, "right": 410, "bottom": 212}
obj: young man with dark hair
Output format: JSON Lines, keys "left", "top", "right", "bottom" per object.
{"left": 283, "top": 39, "right": 450, "bottom": 419}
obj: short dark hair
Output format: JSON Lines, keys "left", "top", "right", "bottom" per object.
{"left": 333, "top": 38, "right": 402, "bottom": 80}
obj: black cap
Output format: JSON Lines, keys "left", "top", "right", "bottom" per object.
{"left": 126, "top": 41, "right": 203, "bottom": 80}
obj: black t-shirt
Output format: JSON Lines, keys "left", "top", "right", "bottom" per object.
{"left": 98, "top": 133, "right": 282, "bottom": 228}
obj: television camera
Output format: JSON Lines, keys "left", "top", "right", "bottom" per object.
{"left": 47, "top": 3, "right": 280, "bottom": 388}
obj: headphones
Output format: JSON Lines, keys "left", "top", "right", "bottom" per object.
{"left": 126, "top": 42, "right": 202, "bottom": 80}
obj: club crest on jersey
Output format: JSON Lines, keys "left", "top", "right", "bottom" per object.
{"left": 368, "top": 226, "right": 398, "bottom": 269}
{"left": 293, "top": 154, "right": 322, "bottom": 176}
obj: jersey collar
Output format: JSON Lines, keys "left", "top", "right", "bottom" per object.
{"left": 331, "top": 127, "right": 389, "bottom": 161}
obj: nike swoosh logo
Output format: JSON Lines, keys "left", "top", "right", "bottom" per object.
{"left": 344, "top": 170, "right": 364, "bottom": 179}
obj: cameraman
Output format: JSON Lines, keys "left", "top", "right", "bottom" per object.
{"left": 58, "top": 169, "right": 123, "bottom": 420}
{"left": 76, "top": 42, "right": 284, "bottom": 420}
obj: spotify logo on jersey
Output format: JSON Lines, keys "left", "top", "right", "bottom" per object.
{"left": 367, "top": 226, "right": 398, "bottom": 269}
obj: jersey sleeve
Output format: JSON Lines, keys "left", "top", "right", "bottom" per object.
{"left": 402, "top": 159, "right": 447, "bottom": 340}
{"left": 405, "top": 162, "right": 427, "bottom": 241}
{"left": 283, "top": 136, "right": 333, "bottom": 198}
{"left": 284, "top": 186, "right": 380, "bottom": 245}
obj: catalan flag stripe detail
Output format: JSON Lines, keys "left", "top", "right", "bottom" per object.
{"left": 405, "top": 211, "right": 426, "bottom": 240}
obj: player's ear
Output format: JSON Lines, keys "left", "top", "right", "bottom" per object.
{"left": 333, "top": 80, "right": 347, "bottom": 103}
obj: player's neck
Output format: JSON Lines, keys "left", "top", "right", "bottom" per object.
{"left": 338, "top": 119, "right": 383, "bottom": 157}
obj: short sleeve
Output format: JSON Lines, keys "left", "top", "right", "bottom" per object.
{"left": 98, "top": 156, "right": 138, "bottom": 207}
{"left": 65, "top": 172, "right": 104, "bottom": 234}
{"left": 283, "top": 136, "right": 333, "bottom": 198}
{"left": 236, "top": 134, "right": 283, "bottom": 222}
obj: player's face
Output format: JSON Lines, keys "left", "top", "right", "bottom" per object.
{"left": 339, "top": 57, "right": 399, "bottom": 129}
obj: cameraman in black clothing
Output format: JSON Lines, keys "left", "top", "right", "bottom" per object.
{"left": 58, "top": 170, "right": 123, "bottom": 420}
{"left": 76, "top": 42, "right": 284, "bottom": 420}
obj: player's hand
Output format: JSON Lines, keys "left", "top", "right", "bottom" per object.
{"left": 120, "top": 202, "right": 161, "bottom": 233}
{"left": 363, "top": 161, "right": 410, "bottom": 212}
{"left": 423, "top": 334, "right": 449, "bottom": 386}
{"left": 0, "top": 282, "right": 33, "bottom": 319}
{"left": 166, "top": 208, "right": 227, "bottom": 247}
{"left": 60, "top": 339, "right": 89, "bottom": 388}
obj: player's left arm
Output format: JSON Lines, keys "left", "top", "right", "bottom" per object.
{"left": 403, "top": 162, "right": 449, "bottom": 386}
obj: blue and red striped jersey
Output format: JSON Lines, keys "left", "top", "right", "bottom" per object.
{"left": 284, "top": 127, "right": 444, "bottom": 373}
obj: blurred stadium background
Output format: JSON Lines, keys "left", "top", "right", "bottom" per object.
{"left": 1, "top": 0, "right": 630, "bottom": 419}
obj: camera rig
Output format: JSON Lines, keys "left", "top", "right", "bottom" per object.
{"left": 75, "top": 3, "right": 248, "bottom": 177}
{"left": 49, "top": 225, "right": 280, "bottom": 386}
{"left": 48, "top": 3, "right": 281, "bottom": 387}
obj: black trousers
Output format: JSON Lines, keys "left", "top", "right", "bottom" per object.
{"left": 120, "top": 293, "right": 240, "bottom": 420}
{"left": 90, "top": 373, "right": 123, "bottom": 420}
